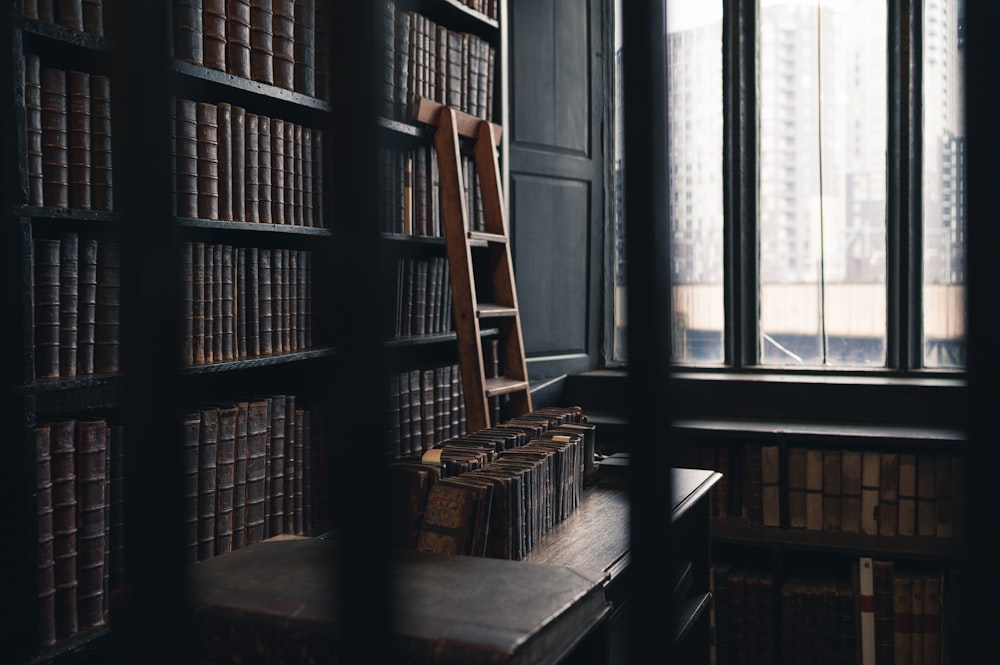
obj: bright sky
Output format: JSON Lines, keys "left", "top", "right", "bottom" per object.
{"left": 665, "top": 0, "right": 849, "bottom": 34}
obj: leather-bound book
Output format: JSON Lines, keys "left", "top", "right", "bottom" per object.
{"left": 227, "top": 0, "right": 252, "bottom": 78}
{"left": 244, "top": 399, "right": 268, "bottom": 545}
{"left": 893, "top": 574, "right": 913, "bottom": 665}
{"left": 215, "top": 405, "right": 237, "bottom": 555}
{"left": 220, "top": 244, "right": 234, "bottom": 361}
{"left": 56, "top": 0, "right": 83, "bottom": 31}
{"left": 181, "top": 242, "right": 194, "bottom": 365}
{"left": 922, "top": 574, "right": 941, "bottom": 664}
{"left": 286, "top": 250, "right": 298, "bottom": 352}
{"left": 75, "top": 418, "right": 106, "bottom": 628}
{"left": 822, "top": 448, "right": 842, "bottom": 532}
{"left": 270, "top": 118, "right": 285, "bottom": 224}
{"left": 302, "top": 251, "right": 313, "bottom": 348}
{"left": 271, "top": 0, "right": 295, "bottom": 89}
{"left": 25, "top": 0, "right": 40, "bottom": 19}
{"left": 861, "top": 450, "right": 881, "bottom": 536}
{"left": 50, "top": 419, "right": 78, "bottom": 639}
{"left": 805, "top": 447, "right": 823, "bottom": 530}
{"left": 212, "top": 243, "right": 224, "bottom": 361}
{"left": 292, "top": 123, "right": 303, "bottom": 226}
{"left": 934, "top": 454, "right": 953, "bottom": 538}
{"left": 58, "top": 233, "right": 79, "bottom": 377}
{"left": 245, "top": 246, "right": 260, "bottom": 356}
{"left": 293, "top": 0, "right": 315, "bottom": 96}
{"left": 301, "top": 410, "right": 312, "bottom": 530}
{"left": 257, "top": 115, "right": 272, "bottom": 222}
{"left": 89, "top": 74, "right": 112, "bottom": 211}
{"left": 840, "top": 449, "right": 862, "bottom": 534}
{"left": 245, "top": 113, "right": 260, "bottom": 223}
{"left": 183, "top": 411, "right": 201, "bottom": 563}
{"left": 314, "top": 0, "right": 327, "bottom": 99}
{"left": 258, "top": 248, "right": 273, "bottom": 355}
{"left": 216, "top": 103, "right": 233, "bottom": 221}
{"left": 94, "top": 241, "right": 120, "bottom": 374}
{"left": 761, "top": 444, "right": 780, "bottom": 527}
{"left": 174, "top": 99, "right": 199, "bottom": 218}
{"left": 76, "top": 238, "right": 97, "bottom": 374}
{"left": 202, "top": 0, "right": 227, "bottom": 71}
{"left": 282, "top": 396, "right": 297, "bottom": 534}
{"left": 26, "top": 54, "right": 44, "bottom": 207}
{"left": 408, "top": 369, "right": 422, "bottom": 451}
{"left": 175, "top": 0, "right": 203, "bottom": 65}
{"left": 873, "top": 559, "right": 895, "bottom": 665}
{"left": 249, "top": 0, "right": 274, "bottom": 85}
{"left": 268, "top": 395, "right": 287, "bottom": 536}
{"left": 197, "top": 407, "right": 219, "bottom": 560}
{"left": 282, "top": 121, "right": 296, "bottom": 225}
{"left": 202, "top": 244, "right": 215, "bottom": 363}
{"left": 232, "top": 401, "right": 249, "bottom": 549}
{"left": 295, "top": 250, "right": 307, "bottom": 349}
{"left": 36, "top": 424, "right": 57, "bottom": 647}
{"left": 197, "top": 101, "right": 219, "bottom": 220}
{"left": 41, "top": 66, "right": 69, "bottom": 209}
{"left": 398, "top": 372, "right": 412, "bottom": 457}
{"left": 234, "top": 246, "right": 246, "bottom": 358}
{"left": 267, "top": 249, "right": 282, "bottom": 353}
{"left": 34, "top": 238, "right": 61, "bottom": 380}
{"left": 191, "top": 242, "right": 206, "bottom": 365}
{"left": 301, "top": 127, "right": 313, "bottom": 226}
{"left": 67, "top": 70, "right": 91, "bottom": 210}
{"left": 81, "top": 0, "right": 102, "bottom": 34}
{"left": 311, "top": 131, "right": 323, "bottom": 226}
{"left": 897, "top": 452, "right": 917, "bottom": 537}
{"left": 393, "top": 9, "right": 411, "bottom": 120}
{"left": 416, "top": 479, "right": 488, "bottom": 556}
{"left": 879, "top": 452, "right": 899, "bottom": 537}
{"left": 230, "top": 105, "right": 246, "bottom": 221}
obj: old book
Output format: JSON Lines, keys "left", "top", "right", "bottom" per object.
{"left": 216, "top": 103, "right": 233, "bottom": 221}
{"left": 191, "top": 242, "right": 206, "bottom": 365}
{"left": 408, "top": 369, "right": 423, "bottom": 452}
{"left": 841, "top": 449, "right": 862, "bottom": 534}
{"left": 244, "top": 246, "right": 260, "bottom": 356}
{"left": 910, "top": 574, "right": 924, "bottom": 665}
{"left": 41, "top": 66, "right": 69, "bottom": 208}
{"left": 835, "top": 576, "right": 856, "bottom": 664}
{"left": 212, "top": 243, "right": 224, "bottom": 361}
{"left": 75, "top": 238, "right": 97, "bottom": 375}
{"left": 760, "top": 444, "right": 780, "bottom": 527}
{"left": 220, "top": 244, "right": 235, "bottom": 361}
{"left": 270, "top": 118, "right": 285, "bottom": 224}
{"left": 922, "top": 574, "right": 941, "bottom": 665}
{"left": 89, "top": 74, "right": 112, "bottom": 211}
{"left": 293, "top": 0, "right": 315, "bottom": 95}
{"left": 203, "top": 0, "right": 227, "bottom": 71}
{"left": 249, "top": 0, "right": 274, "bottom": 84}
{"left": 282, "top": 397, "right": 297, "bottom": 534}
{"left": 292, "top": 124, "right": 303, "bottom": 226}
{"left": 50, "top": 419, "right": 78, "bottom": 640}
{"left": 728, "top": 569, "right": 747, "bottom": 665}
{"left": 75, "top": 418, "right": 106, "bottom": 629}
{"left": 397, "top": 372, "right": 412, "bottom": 457}
{"left": 175, "top": 98, "right": 199, "bottom": 217}
{"left": 94, "top": 241, "right": 120, "bottom": 374}
{"left": 313, "top": 0, "right": 327, "bottom": 99}
{"left": 310, "top": 131, "right": 323, "bottom": 225}
{"left": 234, "top": 247, "right": 247, "bottom": 358}
{"left": 258, "top": 248, "right": 273, "bottom": 355}
{"left": 175, "top": 0, "right": 203, "bottom": 65}
{"left": 197, "top": 102, "right": 220, "bottom": 220}
{"left": 293, "top": 409, "right": 305, "bottom": 533}
{"left": 859, "top": 557, "right": 876, "bottom": 665}
{"left": 65, "top": 70, "right": 88, "bottom": 208}
{"left": 203, "top": 244, "right": 215, "bottom": 363}
{"left": 257, "top": 115, "right": 272, "bottom": 222}
{"left": 227, "top": 0, "right": 252, "bottom": 78}
{"left": 873, "top": 559, "right": 895, "bottom": 665}
{"left": 382, "top": 1, "right": 396, "bottom": 116}
{"left": 934, "top": 454, "right": 952, "bottom": 538}
{"left": 180, "top": 242, "right": 194, "bottom": 365}
{"left": 183, "top": 411, "right": 201, "bottom": 563}
{"left": 215, "top": 405, "right": 237, "bottom": 555}
{"left": 416, "top": 478, "right": 492, "bottom": 556}
{"left": 805, "top": 448, "right": 823, "bottom": 530}
{"left": 897, "top": 452, "right": 917, "bottom": 537}
{"left": 860, "top": 450, "right": 880, "bottom": 536}
{"left": 56, "top": 0, "right": 83, "bottom": 30}
{"left": 268, "top": 395, "right": 287, "bottom": 536}
{"left": 394, "top": 9, "right": 411, "bottom": 119}
{"left": 227, "top": 105, "right": 246, "bottom": 222}
{"left": 34, "top": 239, "right": 62, "bottom": 381}
{"left": 232, "top": 402, "right": 249, "bottom": 548}
{"left": 271, "top": 0, "right": 295, "bottom": 89}
{"left": 273, "top": 249, "right": 287, "bottom": 352}
{"left": 283, "top": 121, "right": 296, "bottom": 225}
{"left": 244, "top": 399, "right": 268, "bottom": 545}
{"left": 916, "top": 453, "right": 936, "bottom": 537}
{"left": 742, "top": 443, "right": 763, "bottom": 525}
{"left": 822, "top": 448, "right": 842, "bottom": 532}
{"left": 893, "top": 574, "right": 913, "bottom": 665}
{"left": 198, "top": 407, "right": 220, "bottom": 560}
{"left": 25, "top": 54, "right": 44, "bottom": 207}
{"left": 245, "top": 113, "right": 260, "bottom": 222}
{"left": 879, "top": 453, "right": 899, "bottom": 537}
{"left": 788, "top": 446, "right": 807, "bottom": 529}
{"left": 301, "top": 410, "right": 313, "bottom": 530}
{"left": 301, "top": 128, "right": 314, "bottom": 226}
{"left": 36, "top": 424, "right": 56, "bottom": 647}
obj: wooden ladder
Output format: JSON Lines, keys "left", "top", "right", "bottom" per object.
{"left": 412, "top": 97, "right": 531, "bottom": 432}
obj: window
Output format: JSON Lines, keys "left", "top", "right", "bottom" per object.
{"left": 609, "top": 0, "right": 966, "bottom": 375}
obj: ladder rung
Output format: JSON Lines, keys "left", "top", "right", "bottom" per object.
{"left": 477, "top": 304, "right": 517, "bottom": 318}
{"left": 468, "top": 230, "right": 507, "bottom": 244}
{"left": 484, "top": 376, "right": 530, "bottom": 398}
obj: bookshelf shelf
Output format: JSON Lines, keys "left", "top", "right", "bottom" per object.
{"left": 178, "top": 347, "right": 336, "bottom": 375}
{"left": 378, "top": 115, "right": 429, "bottom": 139}
{"left": 385, "top": 327, "right": 500, "bottom": 349}
{"left": 176, "top": 217, "right": 332, "bottom": 237}
{"left": 12, "top": 206, "right": 116, "bottom": 223}
{"left": 424, "top": 0, "right": 500, "bottom": 38}
{"left": 26, "top": 626, "right": 109, "bottom": 665}
{"left": 27, "top": 373, "right": 117, "bottom": 393}
{"left": 170, "top": 61, "right": 332, "bottom": 114}
{"left": 17, "top": 17, "right": 107, "bottom": 52}
{"left": 381, "top": 231, "right": 446, "bottom": 246}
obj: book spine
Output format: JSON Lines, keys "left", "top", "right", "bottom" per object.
{"left": 245, "top": 399, "right": 268, "bottom": 544}
{"left": 57, "top": 0, "right": 84, "bottom": 31}
{"left": 58, "top": 233, "right": 79, "bottom": 378}
{"left": 742, "top": 443, "right": 763, "bottom": 525}
{"left": 299, "top": 409, "right": 310, "bottom": 530}
{"left": 293, "top": 0, "right": 315, "bottom": 96}
{"left": 227, "top": 0, "right": 252, "bottom": 78}
{"left": 398, "top": 372, "right": 411, "bottom": 457}
{"left": 268, "top": 396, "right": 286, "bottom": 535}
{"left": 271, "top": 0, "right": 295, "bottom": 90}
{"left": 861, "top": 450, "right": 881, "bottom": 536}
{"left": 283, "top": 121, "right": 296, "bottom": 225}
{"left": 235, "top": 246, "right": 247, "bottom": 358}
{"left": 311, "top": 130, "right": 323, "bottom": 226}
{"left": 249, "top": 0, "right": 274, "bottom": 84}
{"left": 50, "top": 419, "right": 78, "bottom": 640}
{"left": 94, "top": 241, "right": 120, "bottom": 374}
{"left": 859, "top": 557, "right": 876, "bottom": 665}
{"left": 270, "top": 118, "right": 285, "bottom": 224}
{"left": 873, "top": 559, "right": 895, "bottom": 665}
{"left": 67, "top": 71, "right": 91, "bottom": 210}
{"left": 258, "top": 248, "right": 273, "bottom": 354}
{"left": 822, "top": 448, "right": 842, "bottom": 532}
{"left": 233, "top": 402, "right": 249, "bottom": 548}
{"left": 76, "top": 238, "right": 97, "bottom": 375}
{"left": 217, "top": 103, "right": 233, "bottom": 221}
{"left": 183, "top": 411, "right": 202, "bottom": 563}
{"left": 215, "top": 405, "right": 237, "bottom": 555}
{"left": 74, "top": 418, "right": 106, "bottom": 629}
{"left": 176, "top": 0, "right": 204, "bottom": 65}
{"left": 191, "top": 242, "right": 206, "bottom": 365}
{"left": 231, "top": 105, "right": 246, "bottom": 222}
{"left": 175, "top": 98, "right": 199, "bottom": 218}
{"left": 394, "top": 9, "right": 411, "bottom": 120}
{"left": 283, "top": 397, "right": 297, "bottom": 533}
{"left": 301, "top": 127, "right": 314, "bottom": 226}
{"left": 25, "top": 54, "right": 44, "bottom": 207}
{"left": 36, "top": 424, "right": 57, "bottom": 648}
{"left": 197, "top": 102, "right": 219, "bottom": 220}
{"left": 893, "top": 574, "right": 913, "bottom": 665}
{"left": 897, "top": 452, "right": 917, "bottom": 537}
{"left": 198, "top": 407, "right": 219, "bottom": 560}
{"left": 805, "top": 448, "right": 823, "bottom": 530}
{"left": 245, "top": 246, "right": 260, "bottom": 356}
{"left": 209, "top": 244, "right": 222, "bottom": 361}
{"left": 313, "top": 0, "right": 327, "bottom": 99}
{"left": 922, "top": 574, "right": 941, "bottom": 665}
{"left": 89, "top": 75, "right": 112, "bottom": 211}
{"left": 220, "top": 244, "right": 235, "bottom": 361}
{"left": 34, "top": 238, "right": 61, "bottom": 380}
{"left": 761, "top": 444, "right": 780, "bottom": 527}
{"left": 841, "top": 449, "right": 862, "bottom": 534}
{"left": 181, "top": 242, "right": 194, "bottom": 365}
{"left": 879, "top": 452, "right": 899, "bottom": 537}
{"left": 934, "top": 454, "right": 953, "bottom": 538}
{"left": 293, "top": 124, "right": 303, "bottom": 226}
{"left": 41, "top": 66, "right": 69, "bottom": 209}
{"left": 245, "top": 113, "right": 260, "bottom": 222}
{"left": 382, "top": 2, "right": 396, "bottom": 117}
{"left": 203, "top": 0, "right": 228, "bottom": 72}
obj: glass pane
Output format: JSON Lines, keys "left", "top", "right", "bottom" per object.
{"left": 759, "top": 0, "right": 887, "bottom": 367}
{"left": 922, "top": 0, "right": 966, "bottom": 368}
{"left": 667, "top": 1, "right": 724, "bottom": 363}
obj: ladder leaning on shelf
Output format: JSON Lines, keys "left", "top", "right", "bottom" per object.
{"left": 411, "top": 97, "right": 531, "bottom": 432}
